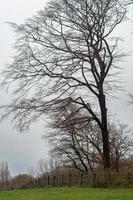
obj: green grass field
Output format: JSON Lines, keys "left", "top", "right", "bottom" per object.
{"left": 0, "top": 187, "right": 133, "bottom": 200}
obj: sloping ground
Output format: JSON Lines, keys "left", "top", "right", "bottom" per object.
{"left": 0, "top": 187, "right": 133, "bottom": 200}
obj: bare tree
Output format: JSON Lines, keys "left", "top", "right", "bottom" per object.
{"left": 47, "top": 104, "right": 133, "bottom": 173}
{"left": 47, "top": 104, "right": 101, "bottom": 174}
{"left": 37, "top": 157, "right": 60, "bottom": 176}
{"left": 109, "top": 122, "right": 133, "bottom": 172}
{"left": 0, "top": 161, "right": 10, "bottom": 189}
{"left": 1, "top": 0, "right": 127, "bottom": 170}
{"left": 10, "top": 174, "right": 33, "bottom": 189}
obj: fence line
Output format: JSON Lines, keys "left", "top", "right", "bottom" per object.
{"left": 1, "top": 172, "right": 133, "bottom": 190}
{"left": 18, "top": 173, "right": 90, "bottom": 189}
{"left": 19, "top": 172, "right": 133, "bottom": 189}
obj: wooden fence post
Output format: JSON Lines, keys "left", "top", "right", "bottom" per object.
{"left": 43, "top": 177, "right": 45, "bottom": 187}
{"left": 38, "top": 178, "right": 40, "bottom": 188}
{"left": 33, "top": 179, "right": 35, "bottom": 188}
{"left": 79, "top": 173, "right": 83, "bottom": 186}
{"left": 68, "top": 174, "right": 71, "bottom": 187}
{"left": 47, "top": 175, "right": 50, "bottom": 186}
{"left": 35, "top": 179, "right": 38, "bottom": 188}
{"left": 30, "top": 180, "right": 33, "bottom": 188}
{"left": 60, "top": 174, "right": 64, "bottom": 187}
{"left": 52, "top": 175, "right": 55, "bottom": 187}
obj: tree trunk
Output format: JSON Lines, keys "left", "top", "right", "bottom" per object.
{"left": 99, "top": 92, "right": 111, "bottom": 169}
{"left": 102, "top": 126, "right": 110, "bottom": 169}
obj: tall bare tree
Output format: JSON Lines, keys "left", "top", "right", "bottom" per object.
{"left": 2, "top": 0, "right": 127, "bottom": 170}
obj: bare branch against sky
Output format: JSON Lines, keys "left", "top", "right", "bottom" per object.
{"left": 0, "top": 0, "right": 48, "bottom": 175}
{"left": 0, "top": 0, "right": 133, "bottom": 174}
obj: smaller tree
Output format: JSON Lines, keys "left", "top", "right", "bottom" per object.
{"left": 10, "top": 174, "right": 33, "bottom": 189}
{"left": 37, "top": 157, "right": 60, "bottom": 176}
{"left": 0, "top": 161, "right": 10, "bottom": 189}
{"left": 47, "top": 104, "right": 133, "bottom": 173}
{"left": 109, "top": 122, "right": 133, "bottom": 172}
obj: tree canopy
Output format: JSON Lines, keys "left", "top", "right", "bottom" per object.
{"left": 1, "top": 0, "right": 129, "bottom": 169}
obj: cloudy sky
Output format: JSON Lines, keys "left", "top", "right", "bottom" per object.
{"left": 0, "top": 0, "right": 49, "bottom": 176}
{"left": 0, "top": 0, "right": 133, "bottom": 176}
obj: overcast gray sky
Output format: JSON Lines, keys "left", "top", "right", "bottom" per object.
{"left": 0, "top": 0, "right": 133, "bottom": 176}
{"left": 0, "top": 0, "right": 49, "bottom": 176}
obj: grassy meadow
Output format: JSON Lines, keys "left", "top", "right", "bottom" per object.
{"left": 0, "top": 187, "right": 133, "bottom": 200}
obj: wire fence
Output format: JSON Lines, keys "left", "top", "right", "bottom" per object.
{"left": 1, "top": 171, "right": 133, "bottom": 190}
{"left": 18, "top": 172, "right": 133, "bottom": 189}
